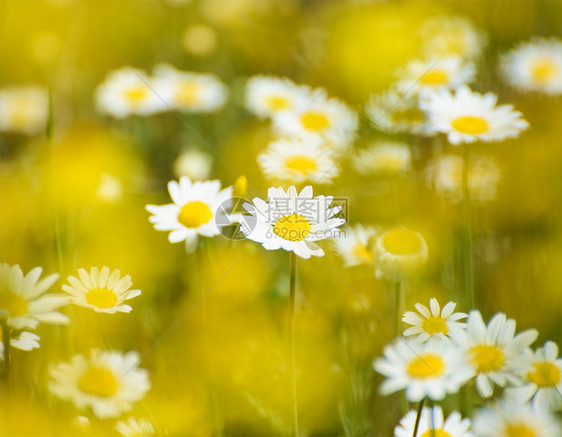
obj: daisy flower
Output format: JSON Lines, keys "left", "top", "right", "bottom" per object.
{"left": 372, "top": 228, "right": 428, "bottom": 281}
{"left": 240, "top": 185, "right": 345, "bottom": 259}
{"left": 0, "top": 86, "right": 48, "bottom": 135}
{"left": 451, "top": 310, "right": 538, "bottom": 398}
{"left": 153, "top": 63, "right": 228, "bottom": 113}
{"left": 506, "top": 341, "right": 562, "bottom": 411}
{"left": 420, "top": 85, "right": 529, "bottom": 145}
{"left": 366, "top": 89, "right": 433, "bottom": 136}
{"left": 472, "top": 399, "right": 561, "bottom": 437}
{"left": 420, "top": 16, "right": 487, "bottom": 61}
{"left": 332, "top": 224, "right": 379, "bottom": 267}
{"left": 116, "top": 417, "right": 155, "bottom": 437}
{"left": 394, "top": 406, "right": 473, "bottom": 437}
{"left": 0, "top": 263, "right": 68, "bottom": 330}
{"left": 402, "top": 298, "right": 467, "bottom": 343}
{"left": 245, "top": 75, "right": 309, "bottom": 119}
{"left": 272, "top": 88, "right": 358, "bottom": 149}
{"left": 374, "top": 338, "right": 474, "bottom": 402}
{"left": 95, "top": 67, "right": 164, "bottom": 118}
{"left": 500, "top": 38, "right": 562, "bottom": 95}
{"left": 146, "top": 176, "right": 233, "bottom": 253}
{"left": 62, "top": 267, "right": 141, "bottom": 314}
{"left": 352, "top": 142, "right": 412, "bottom": 177}
{"left": 396, "top": 56, "right": 476, "bottom": 97}
{"left": 48, "top": 349, "right": 150, "bottom": 419}
{"left": 257, "top": 137, "right": 339, "bottom": 184}
{"left": 0, "top": 330, "right": 41, "bottom": 359}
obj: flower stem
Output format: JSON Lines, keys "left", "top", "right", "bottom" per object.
{"left": 394, "top": 281, "right": 403, "bottom": 337}
{"left": 0, "top": 315, "right": 10, "bottom": 380}
{"left": 412, "top": 398, "right": 425, "bottom": 437}
{"left": 462, "top": 145, "right": 475, "bottom": 309}
{"left": 428, "top": 399, "right": 436, "bottom": 437}
{"left": 289, "top": 251, "right": 299, "bottom": 437}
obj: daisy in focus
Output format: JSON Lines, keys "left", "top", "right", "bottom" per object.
{"left": 500, "top": 38, "right": 562, "bottom": 95}
{"left": 272, "top": 88, "right": 358, "bottom": 149}
{"left": 240, "top": 185, "right": 345, "bottom": 259}
{"left": 245, "top": 75, "right": 309, "bottom": 119}
{"left": 0, "top": 86, "right": 48, "bottom": 135}
{"left": 257, "top": 137, "right": 339, "bottom": 184}
{"left": 48, "top": 349, "right": 150, "bottom": 419}
{"left": 62, "top": 267, "right": 141, "bottom": 314}
{"left": 506, "top": 341, "right": 562, "bottom": 411}
{"left": 451, "top": 310, "right": 538, "bottom": 398}
{"left": 396, "top": 56, "right": 475, "bottom": 97}
{"left": 116, "top": 417, "right": 155, "bottom": 437}
{"left": 472, "top": 399, "right": 561, "bottom": 437}
{"left": 332, "top": 224, "right": 378, "bottom": 267}
{"left": 372, "top": 227, "right": 428, "bottom": 281}
{"left": 420, "top": 85, "right": 529, "bottom": 145}
{"left": 0, "top": 263, "right": 68, "bottom": 330}
{"left": 153, "top": 63, "right": 228, "bottom": 113}
{"left": 352, "top": 142, "right": 412, "bottom": 177}
{"left": 374, "top": 338, "right": 474, "bottom": 401}
{"left": 394, "top": 406, "right": 473, "bottom": 437}
{"left": 95, "top": 67, "right": 164, "bottom": 118}
{"left": 402, "top": 298, "right": 467, "bottom": 343}
{"left": 146, "top": 176, "right": 233, "bottom": 252}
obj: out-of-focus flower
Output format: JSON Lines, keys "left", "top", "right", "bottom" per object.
{"left": 272, "top": 88, "right": 358, "bottom": 149}
{"left": 48, "top": 349, "right": 150, "bottom": 419}
{"left": 332, "top": 224, "right": 378, "bottom": 267}
{"left": 233, "top": 175, "right": 248, "bottom": 199}
{"left": 506, "top": 341, "right": 562, "bottom": 411}
{"left": 366, "top": 89, "right": 432, "bottom": 136}
{"left": 420, "top": 85, "right": 529, "bottom": 145}
{"left": 146, "top": 176, "right": 233, "bottom": 252}
{"left": 472, "top": 399, "right": 561, "bottom": 437}
{"left": 240, "top": 185, "right": 345, "bottom": 259}
{"left": 352, "top": 142, "right": 412, "bottom": 177}
{"left": 62, "top": 267, "right": 141, "bottom": 314}
{"left": 396, "top": 56, "right": 476, "bottom": 97}
{"left": 174, "top": 149, "right": 213, "bottom": 180}
{"left": 244, "top": 76, "right": 309, "bottom": 119}
{"left": 420, "top": 16, "right": 487, "bottom": 60}
{"left": 0, "top": 86, "right": 48, "bottom": 135}
{"left": 451, "top": 310, "right": 538, "bottom": 398}
{"left": 116, "top": 417, "right": 155, "bottom": 437}
{"left": 182, "top": 24, "right": 218, "bottom": 57}
{"left": 373, "top": 228, "right": 428, "bottom": 281}
{"left": 0, "top": 329, "right": 40, "bottom": 359}
{"left": 500, "top": 38, "right": 562, "bottom": 95}
{"left": 95, "top": 68, "right": 164, "bottom": 118}
{"left": 374, "top": 338, "right": 474, "bottom": 402}
{"left": 402, "top": 298, "right": 467, "bottom": 343}
{"left": 394, "top": 406, "right": 473, "bottom": 437}
{"left": 153, "top": 64, "right": 228, "bottom": 113}
{"left": 428, "top": 154, "right": 501, "bottom": 204}
{"left": 257, "top": 138, "right": 339, "bottom": 184}
{"left": 96, "top": 173, "right": 123, "bottom": 202}
{"left": 0, "top": 264, "right": 67, "bottom": 330}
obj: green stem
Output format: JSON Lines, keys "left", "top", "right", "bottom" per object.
{"left": 1, "top": 316, "right": 10, "bottom": 380}
{"left": 428, "top": 399, "right": 436, "bottom": 437}
{"left": 412, "top": 398, "right": 425, "bottom": 437}
{"left": 394, "top": 281, "right": 404, "bottom": 337}
{"left": 462, "top": 145, "right": 475, "bottom": 309}
{"left": 289, "top": 252, "right": 299, "bottom": 437}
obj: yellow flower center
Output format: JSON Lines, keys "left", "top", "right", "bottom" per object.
{"left": 124, "top": 87, "right": 148, "bottom": 106}
{"left": 504, "top": 424, "right": 536, "bottom": 437}
{"left": 300, "top": 111, "right": 330, "bottom": 131}
{"left": 178, "top": 201, "right": 213, "bottom": 228}
{"left": 0, "top": 291, "right": 28, "bottom": 317}
{"left": 469, "top": 344, "right": 504, "bottom": 373}
{"left": 266, "top": 95, "right": 289, "bottom": 111}
{"left": 406, "top": 353, "right": 445, "bottom": 378}
{"left": 527, "top": 362, "right": 561, "bottom": 387}
{"left": 78, "top": 366, "right": 118, "bottom": 398}
{"left": 382, "top": 229, "right": 422, "bottom": 255}
{"left": 421, "top": 430, "right": 452, "bottom": 437}
{"left": 284, "top": 155, "right": 318, "bottom": 174}
{"left": 422, "top": 317, "right": 449, "bottom": 335}
{"left": 273, "top": 213, "right": 311, "bottom": 242}
{"left": 176, "top": 81, "right": 200, "bottom": 106}
{"left": 86, "top": 288, "right": 118, "bottom": 309}
{"left": 352, "top": 244, "right": 372, "bottom": 263}
{"left": 420, "top": 69, "right": 450, "bottom": 86}
{"left": 531, "top": 58, "right": 557, "bottom": 84}
{"left": 451, "top": 116, "right": 489, "bottom": 135}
